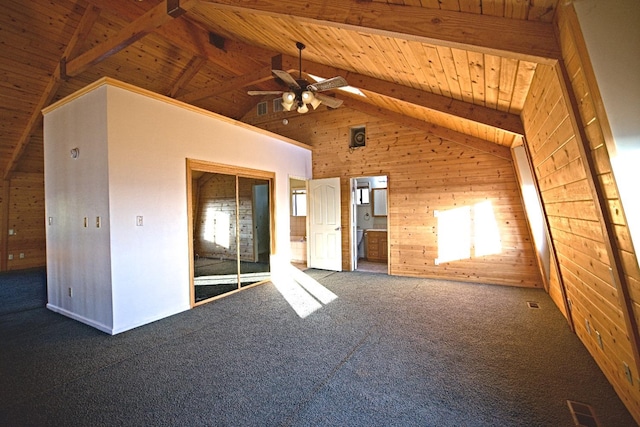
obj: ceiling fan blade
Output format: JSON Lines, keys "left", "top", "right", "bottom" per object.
{"left": 314, "top": 93, "right": 343, "bottom": 109}
{"left": 272, "top": 70, "right": 301, "bottom": 89}
{"left": 308, "top": 76, "right": 348, "bottom": 92}
{"left": 247, "top": 90, "right": 284, "bottom": 96}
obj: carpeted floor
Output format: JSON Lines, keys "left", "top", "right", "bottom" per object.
{"left": 0, "top": 267, "right": 46, "bottom": 316}
{"left": 0, "top": 269, "right": 637, "bottom": 426}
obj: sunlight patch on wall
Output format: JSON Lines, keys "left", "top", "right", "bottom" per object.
{"left": 435, "top": 206, "right": 471, "bottom": 264}
{"left": 203, "top": 207, "right": 231, "bottom": 248}
{"left": 272, "top": 265, "right": 338, "bottom": 318}
{"left": 435, "top": 201, "right": 502, "bottom": 265}
{"left": 474, "top": 201, "right": 502, "bottom": 257}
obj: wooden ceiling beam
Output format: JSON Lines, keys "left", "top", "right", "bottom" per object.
{"left": 178, "top": 63, "right": 274, "bottom": 103}
{"left": 199, "top": 0, "right": 561, "bottom": 64}
{"left": 83, "top": 0, "right": 271, "bottom": 76}
{"left": 3, "top": 5, "right": 102, "bottom": 179}
{"left": 341, "top": 97, "right": 512, "bottom": 162}
{"left": 64, "top": 0, "right": 201, "bottom": 78}
{"left": 280, "top": 56, "right": 524, "bottom": 136}
{"left": 168, "top": 55, "right": 207, "bottom": 98}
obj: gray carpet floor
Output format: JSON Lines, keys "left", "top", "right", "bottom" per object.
{"left": 0, "top": 269, "right": 637, "bottom": 426}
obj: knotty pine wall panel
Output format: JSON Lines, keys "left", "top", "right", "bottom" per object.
{"left": 249, "top": 107, "right": 542, "bottom": 288}
{"left": 4, "top": 172, "right": 45, "bottom": 270}
{"left": 193, "top": 174, "right": 262, "bottom": 263}
{"left": 522, "top": 33, "right": 640, "bottom": 420}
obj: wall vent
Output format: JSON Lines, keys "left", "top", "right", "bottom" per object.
{"left": 273, "top": 98, "right": 284, "bottom": 113}
{"left": 567, "top": 400, "right": 601, "bottom": 427}
{"left": 350, "top": 126, "right": 366, "bottom": 148}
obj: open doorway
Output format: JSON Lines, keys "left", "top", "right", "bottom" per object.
{"left": 188, "top": 160, "right": 274, "bottom": 305}
{"left": 289, "top": 177, "right": 308, "bottom": 270}
{"left": 351, "top": 176, "right": 388, "bottom": 274}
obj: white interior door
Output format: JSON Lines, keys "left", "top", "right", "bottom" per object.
{"left": 308, "top": 177, "right": 342, "bottom": 271}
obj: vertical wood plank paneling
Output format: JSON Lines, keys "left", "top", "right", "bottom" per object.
{"left": 4, "top": 172, "right": 45, "bottom": 270}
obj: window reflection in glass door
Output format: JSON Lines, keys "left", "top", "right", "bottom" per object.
{"left": 189, "top": 165, "right": 272, "bottom": 304}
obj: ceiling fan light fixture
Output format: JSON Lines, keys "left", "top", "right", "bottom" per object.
{"left": 282, "top": 92, "right": 296, "bottom": 111}
{"left": 297, "top": 103, "right": 309, "bottom": 114}
{"left": 301, "top": 90, "right": 314, "bottom": 103}
{"left": 309, "top": 97, "right": 322, "bottom": 110}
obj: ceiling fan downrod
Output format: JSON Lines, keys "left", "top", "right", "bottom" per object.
{"left": 296, "top": 41, "right": 305, "bottom": 80}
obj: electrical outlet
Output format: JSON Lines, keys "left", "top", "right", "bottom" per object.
{"left": 96, "top": 216, "right": 101, "bottom": 228}
{"left": 19, "top": 253, "right": 24, "bottom": 259}
{"left": 68, "top": 287, "right": 73, "bottom": 297}
{"left": 623, "top": 362, "right": 633, "bottom": 385}
{"left": 8, "top": 229, "right": 14, "bottom": 235}
{"left": 83, "top": 217, "right": 88, "bottom": 228}
{"left": 8, "top": 254, "right": 13, "bottom": 260}
{"left": 136, "top": 216, "right": 143, "bottom": 226}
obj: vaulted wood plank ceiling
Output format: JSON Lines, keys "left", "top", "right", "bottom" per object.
{"left": 0, "top": 0, "right": 560, "bottom": 178}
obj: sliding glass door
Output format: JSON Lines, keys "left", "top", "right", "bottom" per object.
{"left": 188, "top": 161, "right": 273, "bottom": 305}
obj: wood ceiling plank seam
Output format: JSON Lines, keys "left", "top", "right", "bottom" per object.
{"left": 353, "top": 32, "right": 392, "bottom": 82}
{"left": 364, "top": 33, "right": 405, "bottom": 86}
{"left": 419, "top": 0, "right": 442, "bottom": 8}
{"left": 484, "top": 54, "right": 501, "bottom": 109}
{"left": 423, "top": 45, "right": 454, "bottom": 98}
{"left": 509, "top": 60, "right": 538, "bottom": 114}
{"left": 451, "top": 48, "right": 475, "bottom": 104}
{"left": 438, "top": 0, "right": 462, "bottom": 12}
{"left": 374, "top": 36, "right": 416, "bottom": 88}
{"left": 497, "top": 57, "right": 519, "bottom": 112}
{"left": 504, "top": 0, "right": 530, "bottom": 20}
{"left": 498, "top": 58, "right": 519, "bottom": 112}
{"left": 395, "top": 39, "right": 433, "bottom": 92}
{"left": 335, "top": 27, "right": 381, "bottom": 78}
{"left": 325, "top": 28, "right": 363, "bottom": 75}
{"left": 401, "top": 0, "right": 424, "bottom": 6}
{"left": 408, "top": 42, "right": 442, "bottom": 95}
{"left": 482, "top": 0, "right": 504, "bottom": 17}
{"left": 435, "top": 45, "right": 464, "bottom": 102}
{"left": 459, "top": 0, "right": 482, "bottom": 13}
{"left": 467, "top": 50, "right": 486, "bottom": 106}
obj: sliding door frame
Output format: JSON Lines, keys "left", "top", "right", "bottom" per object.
{"left": 186, "top": 159, "right": 275, "bottom": 307}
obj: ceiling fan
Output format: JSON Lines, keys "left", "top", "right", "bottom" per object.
{"left": 248, "top": 42, "right": 348, "bottom": 113}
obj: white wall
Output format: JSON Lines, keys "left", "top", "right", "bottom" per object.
{"left": 44, "top": 86, "right": 114, "bottom": 332}
{"left": 44, "top": 78, "right": 312, "bottom": 334}
{"left": 574, "top": 0, "right": 640, "bottom": 254}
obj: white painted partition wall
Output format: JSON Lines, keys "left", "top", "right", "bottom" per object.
{"left": 43, "top": 78, "right": 312, "bottom": 334}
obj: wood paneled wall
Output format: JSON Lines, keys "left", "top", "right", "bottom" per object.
{"left": 522, "top": 7, "right": 640, "bottom": 418}
{"left": 248, "top": 107, "right": 542, "bottom": 288}
{"left": 193, "top": 173, "right": 258, "bottom": 262}
{"left": 0, "top": 172, "right": 45, "bottom": 271}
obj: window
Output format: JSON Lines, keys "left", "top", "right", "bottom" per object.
{"left": 291, "top": 189, "right": 307, "bottom": 216}
{"left": 356, "top": 186, "right": 370, "bottom": 205}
